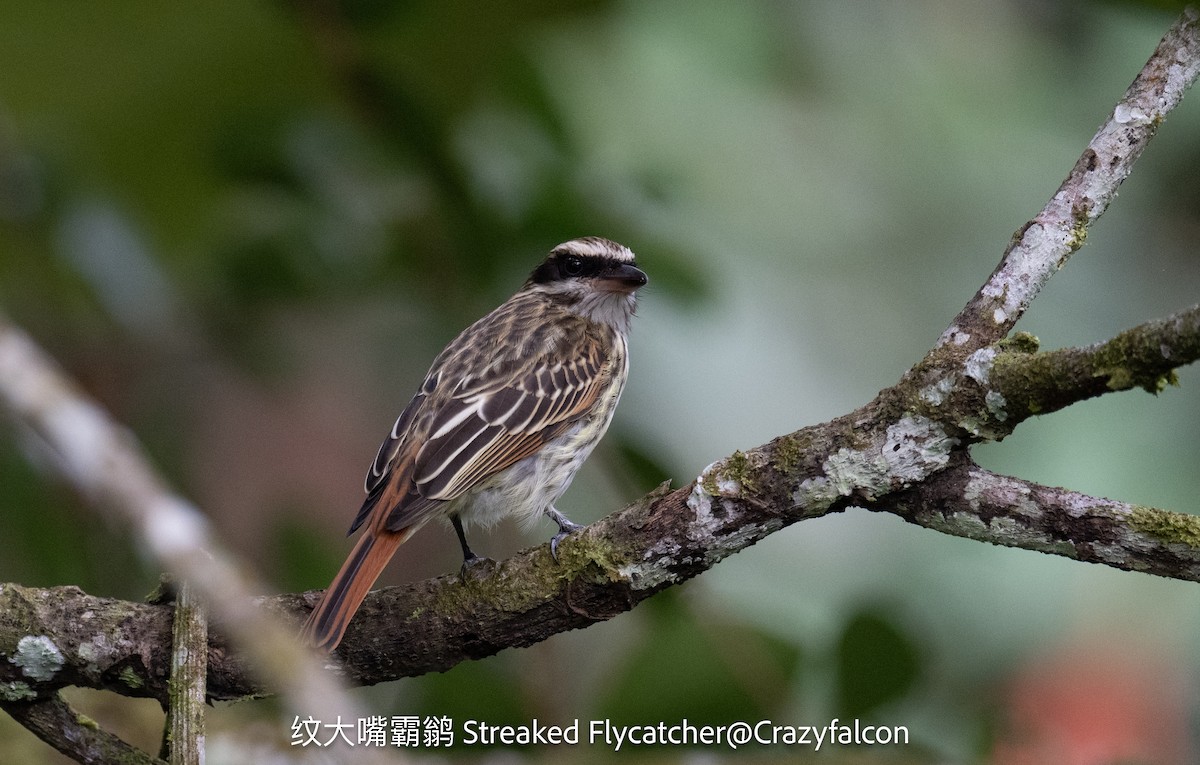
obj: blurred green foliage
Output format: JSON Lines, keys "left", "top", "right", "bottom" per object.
{"left": 594, "top": 590, "right": 802, "bottom": 727}
{"left": 834, "top": 609, "right": 921, "bottom": 720}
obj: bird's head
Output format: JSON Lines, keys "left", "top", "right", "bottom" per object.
{"left": 525, "top": 237, "right": 647, "bottom": 330}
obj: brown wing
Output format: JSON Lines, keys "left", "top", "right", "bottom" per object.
{"left": 382, "top": 328, "right": 611, "bottom": 531}
{"left": 346, "top": 366, "right": 441, "bottom": 534}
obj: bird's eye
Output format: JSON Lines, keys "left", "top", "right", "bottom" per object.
{"left": 560, "top": 256, "right": 584, "bottom": 277}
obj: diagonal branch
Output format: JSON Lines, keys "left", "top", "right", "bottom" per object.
{"left": 4, "top": 435, "right": 1199, "bottom": 699}
{"left": 878, "top": 454, "right": 1200, "bottom": 580}
{"left": 1, "top": 693, "right": 165, "bottom": 765}
{"left": 0, "top": 316, "right": 332, "bottom": 705}
{"left": 1, "top": 316, "right": 1198, "bottom": 700}
{"left": 0, "top": 317, "right": 395, "bottom": 764}
{"left": 938, "top": 7, "right": 1200, "bottom": 351}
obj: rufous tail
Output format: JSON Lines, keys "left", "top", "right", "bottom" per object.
{"left": 300, "top": 527, "right": 412, "bottom": 652}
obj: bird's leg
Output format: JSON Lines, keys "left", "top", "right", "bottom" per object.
{"left": 545, "top": 506, "right": 584, "bottom": 561}
{"left": 451, "top": 514, "right": 484, "bottom": 577}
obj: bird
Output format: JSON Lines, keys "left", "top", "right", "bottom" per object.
{"left": 300, "top": 237, "right": 647, "bottom": 652}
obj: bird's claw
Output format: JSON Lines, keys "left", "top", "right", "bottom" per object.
{"left": 459, "top": 554, "right": 497, "bottom": 582}
{"left": 550, "top": 520, "right": 584, "bottom": 562}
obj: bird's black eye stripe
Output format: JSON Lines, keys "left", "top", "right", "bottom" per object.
{"left": 529, "top": 253, "right": 620, "bottom": 283}
{"left": 561, "top": 255, "right": 584, "bottom": 276}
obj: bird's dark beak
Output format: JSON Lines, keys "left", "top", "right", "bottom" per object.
{"left": 597, "top": 263, "right": 648, "bottom": 292}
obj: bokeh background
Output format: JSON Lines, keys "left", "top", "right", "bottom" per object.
{"left": 1, "top": 1, "right": 1199, "bottom": 763}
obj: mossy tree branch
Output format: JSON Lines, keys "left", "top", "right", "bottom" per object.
{"left": 2, "top": 306, "right": 1200, "bottom": 700}
{"left": 876, "top": 454, "right": 1200, "bottom": 578}
{"left": 989, "top": 303, "right": 1200, "bottom": 420}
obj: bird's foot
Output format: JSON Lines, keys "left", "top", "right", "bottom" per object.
{"left": 546, "top": 508, "right": 585, "bottom": 562}
{"left": 459, "top": 554, "right": 497, "bottom": 582}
